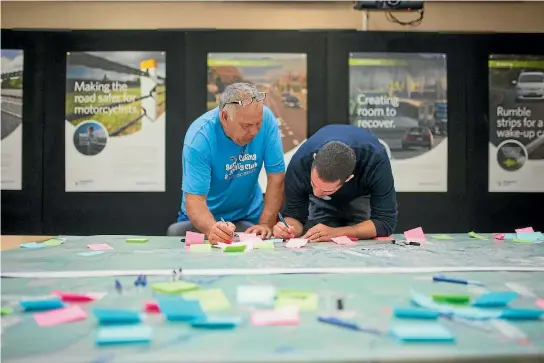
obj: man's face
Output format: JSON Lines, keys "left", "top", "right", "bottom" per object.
{"left": 310, "top": 168, "right": 343, "bottom": 198}
{"left": 221, "top": 102, "right": 263, "bottom": 146}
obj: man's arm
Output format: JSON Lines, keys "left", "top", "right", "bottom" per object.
{"left": 185, "top": 194, "right": 216, "bottom": 235}
{"left": 259, "top": 172, "right": 285, "bottom": 226}
{"left": 282, "top": 165, "right": 310, "bottom": 237}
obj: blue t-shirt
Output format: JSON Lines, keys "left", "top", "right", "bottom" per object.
{"left": 178, "top": 106, "right": 285, "bottom": 224}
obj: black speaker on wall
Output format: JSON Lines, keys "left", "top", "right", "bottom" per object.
{"left": 353, "top": 1, "right": 424, "bottom": 11}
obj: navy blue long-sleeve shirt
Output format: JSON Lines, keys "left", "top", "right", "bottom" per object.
{"left": 283, "top": 124, "right": 398, "bottom": 236}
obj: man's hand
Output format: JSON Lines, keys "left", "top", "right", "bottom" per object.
{"left": 208, "top": 221, "right": 235, "bottom": 245}
{"left": 303, "top": 223, "right": 339, "bottom": 242}
{"left": 272, "top": 222, "right": 295, "bottom": 239}
{"left": 246, "top": 224, "right": 273, "bottom": 239}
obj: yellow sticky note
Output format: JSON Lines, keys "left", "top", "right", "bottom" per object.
{"left": 151, "top": 281, "right": 200, "bottom": 294}
{"left": 189, "top": 244, "right": 212, "bottom": 253}
{"left": 275, "top": 290, "right": 318, "bottom": 311}
{"left": 183, "top": 289, "right": 231, "bottom": 311}
{"left": 468, "top": 232, "right": 487, "bottom": 240}
{"left": 42, "top": 239, "right": 64, "bottom": 247}
{"left": 431, "top": 234, "right": 455, "bottom": 240}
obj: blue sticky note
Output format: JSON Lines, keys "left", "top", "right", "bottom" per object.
{"left": 516, "top": 232, "right": 543, "bottom": 242}
{"left": 93, "top": 308, "right": 141, "bottom": 325}
{"left": 500, "top": 309, "right": 544, "bottom": 320}
{"left": 191, "top": 316, "right": 241, "bottom": 329}
{"left": 503, "top": 233, "right": 514, "bottom": 239}
{"left": 394, "top": 307, "right": 439, "bottom": 320}
{"left": 20, "top": 298, "right": 64, "bottom": 311}
{"left": 96, "top": 325, "right": 152, "bottom": 345}
{"left": 390, "top": 323, "right": 455, "bottom": 342}
{"left": 472, "top": 291, "right": 518, "bottom": 308}
{"left": 20, "top": 242, "right": 45, "bottom": 249}
{"left": 77, "top": 251, "right": 105, "bottom": 257}
{"left": 157, "top": 297, "right": 205, "bottom": 322}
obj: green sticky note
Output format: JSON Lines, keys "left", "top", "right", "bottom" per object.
{"left": 151, "top": 281, "right": 200, "bottom": 294}
{"left": 431, "top": 234, "right": 455, "bottom": 240}
{"left": 431, "top": 293, "right": 471, "bottom": 305}
{"left": 254, "top": 241, "right": 275, "bottom": 249}
{"left": 224, "top": 244, "right": 246, "bottom": 252}
{"left": 276, "top": 290, "right": 319, "bottom": 311}
{"left": 183, "top": 289, "right": 231, "bottom": 311}
{"left": 126, "top": 238, "right": 149, "bottom": 244}
{"left": 513, "top": 238, "right": 532, "bottom": 243}
{"left": 468, "top": 232, "right": 487, "bottom": 240}
{"left": 0, "top": 307, "right": 14, "bottom": 315}
{"left": 189, "top": 244, "right": 212, "bottom": 253}
{"left": 42, "top": 239, "right": 64, "bottom": 247}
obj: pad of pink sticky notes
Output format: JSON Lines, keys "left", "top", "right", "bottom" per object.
{"left": 185, "top": 231, "right": 205, "bottom": 246}
{"left": 251, "top": 307, "right": 300, "bottom": 326}
{"left": 52, "top": 290, "right": 105, "bottom": 303}
{"left": 404, "top": 227, "right": 426, "bottom": 242}
{"left": 87, "top": 244, "right": 113, "bottom": 251}
{"left": 536, "top": 299, "right": 544, "bottom": 310}
{"left": 34, "top": 305, "right": 87, "bottom": 327}
{"left": 331, "top": 236, "right": 356, "bottom": 246}
{"left": 516, "top": 227, "right": 534, "bottom": 233}
{"left": 493, "top": 233, "right": 505, "bottom": 240}
{"left": 285, "top": 238, "right": 308, "bottom": 248}
{"left": 238, "top": 233, "right": 258, "bottom": 241}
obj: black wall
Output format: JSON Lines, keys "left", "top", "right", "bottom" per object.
{"left": 1, "top": 29, "right": 543, "bottom": 235}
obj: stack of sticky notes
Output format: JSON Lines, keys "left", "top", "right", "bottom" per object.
{"left": 404, "top": 227, "right": 426, "bottom": 242}
{"left": 93, "top": 308, "right": 142, "bottom": 325}
{"left": 151, "top": 281, "right": 200, "bottom": 294}
{"left": 191, "top": 316, "right": 241, "bottom": 329}
{"left": 34, "top": 305, "right": 88, "bottom": 327}
{"left": 237, "top": 285, "right": 276, "bottom": 306}
{"left": 216, "top": 242, "right": 247, "bottom": 252}
{"left": 126, "top": 238, "right": 149, "bottom": 244}
{"left": 185, "top": 231, "right": 205, "bottom": 246}
{"left": 157, "top": 297, "right": 206, "bottom": 321}
{"left": 20, "top": 297, "right": 65, "bottom": 311}
{"left": 251, "top": 307, "right": 300, "bottom": 326}
{"left": 182, "top": 289, "right": 231, "bottom": 312}
{"left": 285, "top": 238, "right": 308, "bottom": 248}
{"left": 93, "top": 308, "right": 151, "bottom": 345}
{"left": 275, "top": 289, "right": 318, "bottom": 311}
{"left": 389, "top": 323, "right": 455, "bottom": 343}
{"left": 495, "top": 227, "right": 543, "bottom": 243}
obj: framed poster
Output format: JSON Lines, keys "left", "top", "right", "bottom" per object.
{"left": 207, "top": 52, "right": 307, "bottom": 190}
{"left": 65, "top": 51, "right": 166, "bottom": 192}
{"left": 1, "top": 49, "right": 24, "bottom": 190}
{"left": 488, "top": 54, "right": 544, "bottom": 192}
{"left": 349, "top": 52, "right": 448, "bottom": 192}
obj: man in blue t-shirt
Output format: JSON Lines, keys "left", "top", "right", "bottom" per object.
{"left": 273, "top": 125, "right": 398, "bottom": 241}
{"left": 170, "top": 83, "right": 285, "bottom": 244}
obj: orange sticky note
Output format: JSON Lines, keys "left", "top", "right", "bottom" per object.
{"left": 34, "top": 305, "right": 87, "bottom": 327}
{"left": 185, "top": 231, "right": 205, "bottom": 246}
{"left": 331, "top": 236, "right": 356, "bottom": 246}
{"left": 251, "top": 307, "right": 300, "bottom": 326}
{"left": 404, "top": 227, "right": 426, "bottom": 242}
{"left": 515, "top": 227, "right": 534, "bottom": 233}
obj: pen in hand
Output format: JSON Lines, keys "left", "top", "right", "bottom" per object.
{"left": 278, "top": 213, "right": 294, "bottom": 238}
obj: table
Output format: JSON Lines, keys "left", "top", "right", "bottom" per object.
{"left": 1, "top": 234, "right": 543, "bottom": 363}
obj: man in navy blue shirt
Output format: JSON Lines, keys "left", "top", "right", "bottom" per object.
{"left": 273, "top": 124, "right": 397, "bottom": 241}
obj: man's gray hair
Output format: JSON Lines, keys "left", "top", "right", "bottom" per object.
{"left": 218, "top": 83, "right": 260, "bottom": 119}
{"left": 312, "top": 141, "right": 356, "bottom": 183}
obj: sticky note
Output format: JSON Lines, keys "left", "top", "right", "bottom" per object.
{"left": 471, "top": 291, "right": 518, "bottom": 308}
{"left": 389, "top": 323, "right": 455, "bottom": 342}
{"left": 96, "top": 325, "right": 152, "bottom": 345}
{"left": 492, "top": 233, "right": 505, "bottom": 240}
{"left": 191, "top": 316, "right": 241, "bottom": 329}
{"left": 93, "top": 308, "right": 142, "bottom": 325}
{"left": 535, "top": 299, "right": 544, "bottom": 310}
{"left": 285, "top": 238, "right": 308, "bottom": 248}
{"left": 276, "top": 290, "right": 318, "bottom": 311}
{"left": 224, "top": 244, "right": 247, "bottom": 252}
{"left": 332, "top": 236, "right": 356, "bottom": 246}
{"left": 20, "top": 242, "right": 45, "bottom": 249}
{"left": 185, "top": 231, "right": 205, "bottom": 246}
{"left": 468, "top": 231, "right": 487, "bottom": 240}
{"left": 20, "top": 298, "right": 64, "bottom": 311}
{"left": 87, "top": 244, "right": 113, "bottom": 251}
{"left": 513, "top": 238, "right": 532, "bottom": 243}
{"left": 189, "top": 244, "right": 212, "bottom": 253}
{"left": 500, "top": 309, "right": 544, "bottom": 320}
{"left": 151, "top": 281, "right": 200, "bottom": 294}
{"left": 253, "top": 241, "right": 275, "bottom": 249}
{"left": 183, "top": 289, "right": 231, "bottom": 311}
{"left": 404, "top": 227, "right": 426, "bottom": 242}
{"left": 143, "top": 301, "right": 160, "bottom": 313}
{"left": 251, "top": 307, "right": 300, "bottom": 326}
{"left": 77, "top": 251, "right": 105, "bottom": 257}
{"left": 157, "top": 297, "right": 205, "bottom": 321}
{"left": 431, "top": 293, "right": 471, "bottom": 305}
{"left": 34, "top": 305, "right": 87, "bottom": 327}
{"left": 52, "top": 290, "right": 102, "bottom": 303}
{"left": 42, "top": 239, "right": 64, "bottom": 247}
{"left": 504, "top": 233, "right": 515, "bottom": 239}
{"left": 515, "top": 227, "right": 534, "bottom": 233}
{"left": 430, "top": 234, "right": 455, "bottom": 240}
{"left": 516, "top": 232, "right": 543, "bottom": 242}
{"left": 126, "top": 238, "right": 148, "bottom": 244}
{"left": 411, "top": 291, "right": 501, "bottom": 320}
{"left": 393, "top": 307, "right": 439, "bottom": 319}
{"left": 238, "top": 233, "right": 260, "bottom": 242}
{"left": 237, "top": 285, "right": 276, "bottom": 305}
{"left": 0, "top": 307, "right": 14, "bottom": 315}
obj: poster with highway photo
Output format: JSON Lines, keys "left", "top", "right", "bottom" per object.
{"left": 349, "top": 52, "right": 448, "bottom": 192}
{"left": 207, "top": 53, "right": 307, "bottom": 190}
{"left": 1, "top": 49, "right": 24, "bottom": 190}
{"left": 488, "top": 55, "right": 544, "bottom": 192}
{"left": 65, "top": 51, "right": 166, "bottom": 192}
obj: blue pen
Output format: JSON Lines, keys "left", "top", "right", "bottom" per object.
{"left": 277, "top": 213, "right": 289, "bottom": 228}
{"left": 317, "top": 316, "right": 382, "bottom": 335}
{"left": 433, "top": 275, "right": 485, "bottom": 286}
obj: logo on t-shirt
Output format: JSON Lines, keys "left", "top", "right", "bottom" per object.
{"left": 224, "top": 152, "right": 259, "bottom": 180}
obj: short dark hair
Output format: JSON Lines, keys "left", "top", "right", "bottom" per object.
{"left": 312, "top": 141, "right": 356, "bottom": 183}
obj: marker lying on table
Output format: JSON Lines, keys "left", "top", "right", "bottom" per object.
{"left": 317, "top": 316, "right": 382, "bottom": 335}
{"left": 433, "top": 275, "right": 485, "bottom": 286}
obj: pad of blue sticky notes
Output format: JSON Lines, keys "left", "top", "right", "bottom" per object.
{"left": 93, "top": 308, "right": 141, "bottom": 325}
{"left": 20, "top": 298, "right": 64, "bottom": 311}
{"left": 500, "top": 309, "right": 544, "bottom": 320}
{"left": 503, "top": 233, "right": 514, "bottom": 239}
{"left": 191, "top": 316, "right": 241, "bottom": 329}
{"left": 516, "top": 232, "right": 543, "bottom": 242}
{"left": 20, "top": 242, "right": 45, "bottom": 249}
{"left": 394, "top": 307, "right": 439, "bottom": 319}
{"left": 157, "top": 297, "right": 205, "bottom": 321}
{"left": 472, "top": 292, "right": 518, "bottom": 308}
{"left": 96, "top": 325, "right": 152, "bottom": 345}
{"left": 390, "top": 323, "right": 455, "bottom": 343}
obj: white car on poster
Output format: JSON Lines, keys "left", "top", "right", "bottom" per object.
{"left": 513, "top": 71, "right": 544, "bottom": 101}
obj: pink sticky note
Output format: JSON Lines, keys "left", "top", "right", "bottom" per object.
{"left": 331, "top": 236, "right": 356, "bottom": 246}
{"left": 238, "top": 233, "right": 258, "bottom": 241}
{"left": 87, "top": 244, "right": 113, "bottom": 251}
{"left": 185, "top": 231, "right": 205, "bottom": 246}
{"left": 34, "top": 305, "right": 87, "bottom": 327}
{"left": 251, "top": 307, "right": 300, "bottom": 326}
{"left": 285, "top": 238, "right": 308, "bottom": 248}
{"left": 143, "top": 301, "right": 160, "bottom": 313}
{"left": 536, "top": 299, "right": 544, "bottom": 310}
{"left": 52, "top": 290, "right": 103, "bottom": 303}
{"left": 493, "top": 233, "right": 505, "bottom": 240}
{"left": 515, "top": 227, "right": 534, "bottom": 233}
{"left": 404, "top": 227, "right": 426, "bottom": 242}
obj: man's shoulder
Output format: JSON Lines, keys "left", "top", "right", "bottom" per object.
{"left": 184, "top": 108, "right": 218, "bottom": 150}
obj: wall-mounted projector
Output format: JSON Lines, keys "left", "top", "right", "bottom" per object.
{"left": 354, "top": 1, "right": 424, "bottom": 11}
